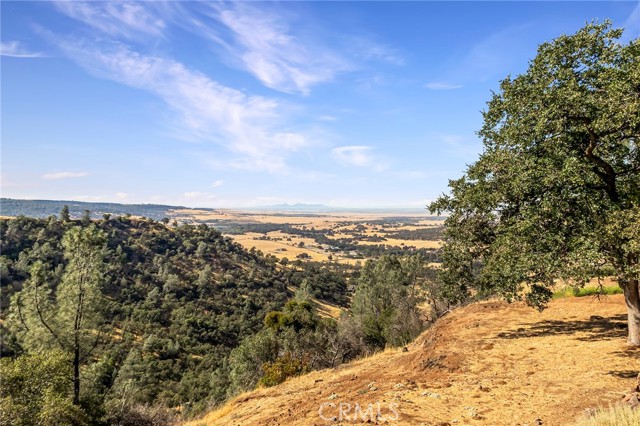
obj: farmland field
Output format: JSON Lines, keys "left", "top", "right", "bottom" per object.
{"left": 169, "top": 208, "right": 444, "bottom": 265}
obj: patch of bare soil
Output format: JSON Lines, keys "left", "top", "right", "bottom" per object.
{"left": 189, "top": 295, "right": 639, "bottom": 426}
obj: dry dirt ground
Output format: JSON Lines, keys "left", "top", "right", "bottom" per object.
{"left": 189, "top": 295, "right": 639, "bottom": 426}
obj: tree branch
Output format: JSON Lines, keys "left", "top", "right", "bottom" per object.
{"left": 584, "top": 127, "right": 620, "bottom": 203}
{"left": 31, "top": 270, "right": 65, "bottom": 349}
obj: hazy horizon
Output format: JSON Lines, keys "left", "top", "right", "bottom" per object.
{"left": 0, "top": 196, "right": 434, "bottom": 212}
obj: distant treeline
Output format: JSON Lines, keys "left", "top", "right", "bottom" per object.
{"left": 0, "top": 198, "right": 185, "bottom": 220}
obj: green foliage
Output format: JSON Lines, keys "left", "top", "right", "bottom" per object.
{"left": 285, "top": 264, "right": 349, "bottom": 306}
{"left": 0, "top": 351, "right": 89, "bottom": 426}
{"left": 429, "top": 22, "right": 640, "bottom": 314}
{"left": 259, "top": 352, "right": 310, "bottom": 387}
{"left": 1, "top": 198, "right": 178, "bottom": 221}
{"left": 264, "top": 300, "right": 318, "bottom": 332}
{"left": 60, "top": 205, "right": 71, "bottom": 222}
{"left": 0, "top": 217, "right": 436, "bottom": 420}
{"left": 351, "top": 255, "right": 429, "bottom": 348}
{"left": 230, "top": 292, "right": 374, "bottom": 395}
{"left": 0, "top": 216, "right": 290, "bottom": 420}
{"left": 552, "top": 285, "right": 623, "bottom": 299}
{"left": 227, "top": 329, "right": 279, "bottom": 396}
{"left": 9, "top": 225, "right": 108, "bottom": 404}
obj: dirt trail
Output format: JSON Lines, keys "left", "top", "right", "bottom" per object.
{"left": 190, "top": 295, "right": 639, "bottom": 426}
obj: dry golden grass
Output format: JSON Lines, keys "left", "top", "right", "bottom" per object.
{"left": 351, "top": 237, "right": 442, "bottom": 249}
{"left": 227, "top": 229, "right": 367, "bottom": 265}
{"left": 315, "top": 299, "right": 344, "bottom": 319}
{"left": 173, "top": 208, "right": 433, "bottom": 226}
{"left": 191, "top": 295, "right": 639, "bottom": 426}
{"left": 173, "top": 208, "right": 443, "bottom": 265}
{"left": 576, "top": 405, "right": 640, "bottom": 426}
{"left": 230, "top": 233, "right": 333, "bottom": 262}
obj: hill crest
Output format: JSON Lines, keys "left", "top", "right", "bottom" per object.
{"left": 191, "top": 295, "right": 638, "bottom": 426}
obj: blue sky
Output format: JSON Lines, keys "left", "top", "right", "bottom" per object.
{"left": 2, "top": 1, "right": 639, "bottom": 208}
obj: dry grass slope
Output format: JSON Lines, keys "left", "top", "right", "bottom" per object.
{"left": 190, "top": 295, "right": 640, "bottom": 426}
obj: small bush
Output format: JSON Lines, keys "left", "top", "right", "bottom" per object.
{"left": 259, "top": 353, "right": 310, "bottom": 387}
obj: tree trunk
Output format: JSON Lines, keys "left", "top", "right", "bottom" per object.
{"left": 73, "top": 345, "right": 80, "bottom": 405}
{"left": 623, "top": 279, "right": 640, "bottom": 347}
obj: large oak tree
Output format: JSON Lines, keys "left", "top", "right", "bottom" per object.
{"left": 429, "top": 22, "right": 640, "bottom": 344}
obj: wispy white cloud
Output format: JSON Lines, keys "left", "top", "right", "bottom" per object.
{"left": 51, "top": 36, "right": 308, "bottom": 173}
{"left": 437, "top": 134, "right": 482, "bottom": 158}
{"left": 42, "top": 171, "right": 88, "bottom": 180}
{"left": 459, "top": 23, "right": 536, "bottom": 82}
{"left": 197, "top": 2, "right": 351, "bottom": 95}
{"left": 115, "top": 192, "right": 128, "bottom": 199}
{"left": 332, "top": 145, "right": 387, "bottom": 171}
{"left": 54, "top": 1, "right": 165, "bottom": 40}
{"left": 168, "top": 3, "right": 401, "bottom": 96}
{"left": 425, "top": 82, "right": 463, "bottom": 90}
{"left": 1, "top": 41, "right": 43, "bottom": 58}
{"left": 210, "top": 179, "right": 224, "bottom": 188}
{"left": 623, "top": 1, "right": 640, "bottom": 39}
{"left": 347, "top": 36, "right": 404, "bottom": 66}
{"left": 332, "top": 145, "right": 373, "bottom": 167}
{"left": 53, "top": 1, "right": 401, "bottom": 97}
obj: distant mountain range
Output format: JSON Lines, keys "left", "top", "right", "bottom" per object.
{"left": 249, "top": 203, "right": 334, "bottom": 211}
{"left": 250, "top": 203, "right": 428, "bottom": 214}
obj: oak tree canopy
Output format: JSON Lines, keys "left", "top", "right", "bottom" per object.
{"left": 429, "top": 22, "right": 640, "bottom": 345}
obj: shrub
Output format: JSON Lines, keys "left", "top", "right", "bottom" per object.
{"left": 0, "top": 351, "right": 89, "bottom": 426}
{"left": 259, "top": 353, "right": 310, "bottom": 387}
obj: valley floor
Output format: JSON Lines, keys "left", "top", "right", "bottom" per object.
{"left": 190, "top": 295, "right": 639, "bottom": 426}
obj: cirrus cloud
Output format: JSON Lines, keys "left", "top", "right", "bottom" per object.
{"left": 49, "top": 36, "right": 309, "bottom": 174}
{"left": 42, "top": 171, "right": 89, "bottom": 180}
{"left": 425, "top": 82, "right": 463, "bottom": 90}
{"left": 1, "top": 41, "right": 44, "bottom": 58}
{"left": 332, "top": 145, "right": 388, "bottom": 172}
{"left": 54, "top": 1, "right": 166, "bottom": 40}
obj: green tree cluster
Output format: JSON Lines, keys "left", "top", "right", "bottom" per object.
{"left": 351, "top": 255, "right": 429, "bottom": 348}
{"left": 0, "top": 214, "right": 291, "bottom": 422}
{"left": 228, "top": 254, "right": 435, "bottom": 394}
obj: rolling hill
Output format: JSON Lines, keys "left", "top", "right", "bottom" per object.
{"left": 190, "top": 295, "right": 639, "bottom": 426}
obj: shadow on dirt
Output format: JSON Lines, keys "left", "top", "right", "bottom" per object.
{"left": 608, "top": 370, "right": 639, "bottom": 379}
{"left": 495, "top": 314, "right": 627, "bottom": 342}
